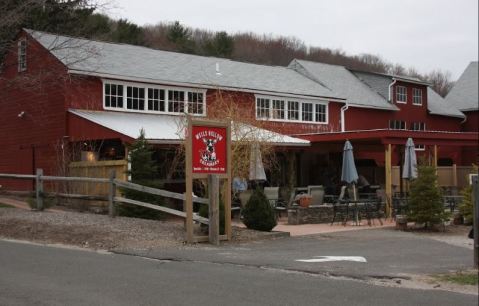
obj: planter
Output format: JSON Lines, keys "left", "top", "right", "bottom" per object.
{"left": 395, "top": 215, "right": 408, "bottom": 230}
{"left": 299, "top": 196, "right": 312, "bottom": 208}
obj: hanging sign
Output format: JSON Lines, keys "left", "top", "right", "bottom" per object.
{"left": 191, "top": 125, "right": 228, "bottom": 174}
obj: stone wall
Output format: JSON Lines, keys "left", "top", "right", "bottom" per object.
{"left": 287, "top": 205, "right": 334, "bottom": 225}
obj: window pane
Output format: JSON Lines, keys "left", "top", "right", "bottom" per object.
{"left": 187, "top": 92, "right": 204, "bottom": 114}
{"left": 256, "top": 98, "right": 270, "bottom": 119}
{"left": 302, "top": 103, "right": 313, "bottom": 121}
{"left": 315, "top": 104, "right": 326, "bottom": 122}
{"left": 272, "top": 100, "right": 284, "bottom": 119}
{"left": 288, "top": 101, "right": 299, "bottom": 120}
{"left": 168, "top": 90, "right": 185, "bottom": 113}
{"left": 104, "top": 83, "right": 123, "bottom": 109}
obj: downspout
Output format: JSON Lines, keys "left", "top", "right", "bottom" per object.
{"left": 340, "top": 103, "right": 349, "bottom": 132}
{"left": 388, "top": 79, "right": 397, "bottom": 102}
{"left": 460, "top": 115, "right": 467, "bottom": 124}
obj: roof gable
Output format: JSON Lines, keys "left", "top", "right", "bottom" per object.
{"left": 289, "top": 60, "right": 397, "bottom": 110}
{"left": 445, "top": 61, "right": 478, "bottom": 111}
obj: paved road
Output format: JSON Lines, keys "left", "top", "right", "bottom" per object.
{"left": 0, "top": 237, "right": 477, "bottom": 306}
{"left": 121, "top": 228, "right": 474, "bottom": 279}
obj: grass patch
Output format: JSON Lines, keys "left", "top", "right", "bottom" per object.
{"left": 0, "top": 202, "right": 14, "bottom": 208}
{"left": 435, "top": 272, "right": 478, "bottom": 286}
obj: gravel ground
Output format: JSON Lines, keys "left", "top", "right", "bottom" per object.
{"left": 0, "top": 207, "right": 288, "bottom": 251}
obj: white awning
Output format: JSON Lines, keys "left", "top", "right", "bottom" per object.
{"left": 69, "top": 109, "right": 310, "bottom": 147}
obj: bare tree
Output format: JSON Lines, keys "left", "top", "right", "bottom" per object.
{"left": 425, "top": 69, "right": 454, "bottom": 97}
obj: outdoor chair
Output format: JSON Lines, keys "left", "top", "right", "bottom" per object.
{"left": 358, "top": 197, "right": 384, "bottom": 226}
{"left": 264, "top": 187, "right": 287, "bottom": 218}
{"left": 308, "top": 185, "right": 325, "bottom": 206}
{"left": 331, "top": 186, "right": 349, "bottom": 225}
{"left": 238, "top": 190, "right": 253, "bottom": 208}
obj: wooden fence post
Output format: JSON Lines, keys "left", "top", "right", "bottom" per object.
{"left": 472, "top": 175, "right": 478, "bottom": 268}
{"left": 108, "top": 170, "right": 116, "bottom": 217}
{"left": 35, "top": 168, "right": 43, "bottom": 210}
{"left": 208, "top": 174, "right": 220, "bottom": 245}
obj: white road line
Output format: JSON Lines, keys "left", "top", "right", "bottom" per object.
{"left": 295, "top": 256, "right": 367, "bottom": 263}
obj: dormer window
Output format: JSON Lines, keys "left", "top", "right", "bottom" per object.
{"left": 255, "top": 95, "right": 328, "bottom": 124}
{"left": 396, "top": 86, "right": 407, "bottom": 103}
{"left": 103, "top": 80, "right": 205, "bottom": 115}
{"left": 18, "top": 39, "right": 27, "bottom": 72}
{"left": 412, "top": 88, "right": 422, "bottom": 105}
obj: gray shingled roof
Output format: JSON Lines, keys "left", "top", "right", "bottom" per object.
{"left": 289, "top": 60, "right": 397, "bottom": 110}
{"left": 427, "top": 88, "right": 465, "bottom": 118}
{"left": 26, "top": 29, "right": 340, "bottom": 100}
{"left": 352, "top": 70, "right": 464, "bottom": 118}
{"left": 445, "top": 61, "right": 478, "bottom": 111}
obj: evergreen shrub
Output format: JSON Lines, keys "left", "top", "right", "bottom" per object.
{"left": 242, "top": 188, "right": 277, "bottom": 231}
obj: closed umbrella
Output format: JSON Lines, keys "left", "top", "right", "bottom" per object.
{"left": 249, "top": 143, "right": 266, "bottom": 181}
{"left": 341, "top": 140, "right": 359, "bottom": 200}
{"left": 402, "top": 138, "right": 418, "bottom": 180}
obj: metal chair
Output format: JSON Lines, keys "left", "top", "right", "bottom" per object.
{"left": 331, "top": 186, "right": 349, "bottom": 225}
{"left": 264, "top": 187, "right": 287, "bottom": 218}
{"left": 308, "top": 185, "right": 325, "bottom": 206}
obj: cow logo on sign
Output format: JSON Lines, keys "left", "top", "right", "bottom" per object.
{"left": 196, "top": 130, "right": 223, "bottom": 167}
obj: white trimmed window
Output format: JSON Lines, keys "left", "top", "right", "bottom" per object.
{"left": 315, "top": 104, "right": 327, "bottom": 123}
{"left": 148, "top": 88, "right": 165, "bottom": 111}
{"left": 126, "top": 86, "right": 145, "bottom": 110}
{"left": 272, "top": 99, "right": 285, "bottom": 120}
{"left": 103, "top": 80, "right": 206, "bottom": 116}
{"left": 256, "top": 96, "right": 328, "bottom": 124}
{"left": 389, "top": 120, "right": 406, "bottom": 130}
{"left": 288, "top": 101, "right": 300, "bottom": 121}
{"left": 104, "top": 83, "right": 124, "bottom": 108}
{"left": 412, "top": 88, "right": 422, "bottom": 105}
{"left": 187, "top": 92, "right": 204, "bottom": 114}
{"left": 302, "top": 102, "right": 314, "bottom": 122}
{"left": 396, "top": 86, "right": 407, "bottom": 103}
{"left": 168, "top": 90, "right": 185, "bottom": 113}
{"left": 18, "top": 39, "right": 27, "bottom": 72}
{"left": 256, "top": 98, "right": 270, "bottom": 119}
{"left": 410, "top": 122, "right": 425, "bottom": 131}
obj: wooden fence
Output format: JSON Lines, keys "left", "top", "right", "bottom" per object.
{"left": 0, "top": 169, "right": 209, "bottom": 225}
{"left": 68, "top": 160, "right": 128, "bottom": 197}
{"left": 392, "top": 165, "right": 474, "bottom": 191}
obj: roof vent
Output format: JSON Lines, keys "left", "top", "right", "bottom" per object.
{"left": 215, "top": 62, "right": 222, "bottom": 76}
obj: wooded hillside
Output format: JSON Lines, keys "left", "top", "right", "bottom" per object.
{"left": 0, "top": 1, "right": 454, "bottom": 96}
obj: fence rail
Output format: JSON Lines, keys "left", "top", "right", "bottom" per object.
{"left": 0, "top": 169, "right": 209, "bottom": 223}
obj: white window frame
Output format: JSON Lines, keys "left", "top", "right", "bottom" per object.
{"left": 255, "top": 95, "right": 329, "bottom": 124}
{"left": 18, "top": 38, "right": 27, "bottom": 72}
{"left": 412, "top": 88, "right": 422, "bottom": 106}
{"left": 410, "top": 122, "right": 426, "bottom": 131}
{"left": 388, "top": 120, "right": 406, "bottom": 130}
{"left": 102, "top": 79, "right": 206, "bottom": 116}
{"left": 396, "top": 86, "right": 407, "bottom": 104}
{"left": 414, "top": 144, "right": 425, "bottom": 151}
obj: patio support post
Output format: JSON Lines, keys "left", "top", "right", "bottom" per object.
{"left": 452, "top": 164, "right": 458, "bottom": 187}
{"left": 433, "top": 145, "right": 438, "bottom": 168}
{"left": 185, "top": 118, "right": 194, "bottom": 243}
{"left": 385, "top": 144, "right": 392, "bottom": 217}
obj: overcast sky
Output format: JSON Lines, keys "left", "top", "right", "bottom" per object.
{"left": 108, "top": 0, "right": 478, "bottom": 80}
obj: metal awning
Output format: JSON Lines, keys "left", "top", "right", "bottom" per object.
{"left": 68, "top": 109, "right": 310, "bottom": 147}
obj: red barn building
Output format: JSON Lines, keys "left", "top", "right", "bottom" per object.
{"left": 1, "top": 30, "right": 477, "bottom": 199}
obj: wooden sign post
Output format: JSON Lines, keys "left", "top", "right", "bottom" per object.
{"left": 185, "top": 117, "right": 232, "bottom": 244}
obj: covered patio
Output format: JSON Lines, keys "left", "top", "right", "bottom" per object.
{"left": 294, "top": 129, "right": 478, "bottom": 215}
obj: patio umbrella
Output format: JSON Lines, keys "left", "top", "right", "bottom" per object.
{"left": 249, "top": 143, "right": 267, "bottom": 181}
{"left": 341, "top": 140, "right": 359, "bottom": 200}
{"left": 402, "top": 137, "right": 418, "bottom": 180}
